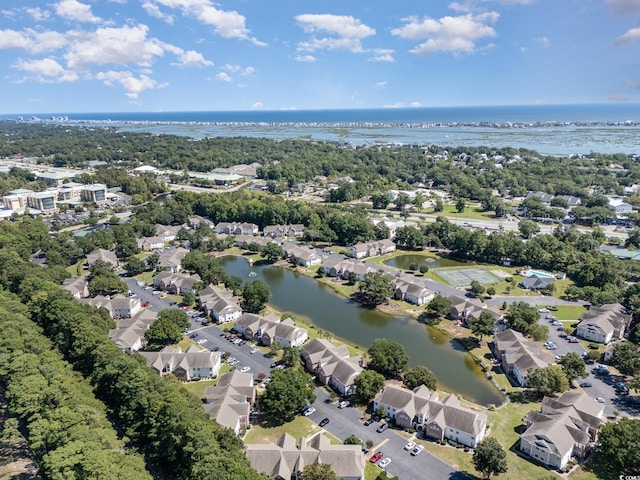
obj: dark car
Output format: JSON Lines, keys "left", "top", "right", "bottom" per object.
{"left": 579, "top": 382, "right": 592, "bottom": 388}
{"left": 319, "top": 418, "right": 330, "bottom": 427}
{"left": 364, "top": 417, "right": 375, "bottom": 426}
{"left": 298, "top": 403, "right": 311, "bottom": 415}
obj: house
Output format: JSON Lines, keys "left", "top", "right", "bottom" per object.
{"left": 575, "top": 303, "right": 631, "bottom": 344}
{"left": 61, "top": 276, "right": 89, "bottom": 299}
{"left": 340, "top": 263, "right": 375, "bottom": 282}
{"left": 263, "top": 224, "right": 305, "bottom": 238}
{"left": 493, "top": 329, "right": 554, "bottom": 387}
{"left": 188, "top": 215, "right": 214, "bottom": 229}
{"left": 157, "top": 247, "right": 189, "bottom": 273}
{"left": 215, "top": 222, "right": 259, "bottom": 236}
{"left": 520, "top": 391, "right": 604, "bottom": 470}
{"left": 137, "top": 235, "right": 164, "bottom": 251}
{"left": 234, "top": 313, "right": 308, "bottom": 348}
{"left": 203, "top": 370, "right": 255, "bottom": 436}
{"left": 282, "top": 242, "right": 322, "bottom": 266}
{"left": 245, "top": 433, "right": 365, "bottom": 480}
{"left": 155, "top": 224, "right": 180, "bottom": 242}
{"left": 608, "top": 197, "right": 633, "bottom": 214}
{"left": 79, "top": 294, "right": 142, "bottom": 319}
{"left": 234, "top": 235, "right": 275, "bottom": 250}
{"left": 395, "top": 281, "right": 434, "bottom": 306}
{"left": 153, "top": 271, "right": 201, "bottom": 295}
{"left": 525, "top": 191, "right": 554, "bottom": 204}
{"left": 347, "top": 239, "right": 396, "bottom": 259}
{"left": 520, "top": 276, "right": 555, "bottom": 291}
{"left": 448, "top": 295, "right": 502, "bottom": 322}
{"left": 372, "top": 385, "right": 487, "bottom": 448}
{"left": 108, "top": 309, "right": 155, "bottom": 352}
{"left": 301, "top": 339, "right": 363, "bottom": 396}
{"left": 554, "top": 195, "right": 582, "bottom": 207}
{"left": 139, "top": 345, "right": 221, "bottom": 381}
{"left": 198, "top": 285, "right": 243, "bottom": 323}
{"left": 86, "top": 248, "right": 119, "bottom": 268}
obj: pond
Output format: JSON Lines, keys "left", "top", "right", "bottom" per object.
{"left": 384, "top": 253, "right": 471, "bottom": 271}
{"left": 220, "top": 256, "right": 504, "bottom": 407}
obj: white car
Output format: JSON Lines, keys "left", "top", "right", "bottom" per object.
{"left": 411, "top": 445, "right": 424, "bottom": 456}
{"left": 303, "top": 407, "right": 316, "bottom": 416}
{"left": 538, "top": 308, "right": 550, "bottom": 313}
{"left": 240, "top": 366, "right": 251, "bottom": 373}
{"left": 152, "top": 290, "right": 161, "bottom": 295}
{"left": 404, "top": 441, "right": 416, "bottom": 451}
{"left": 595, "top": 397, "right": 605, "bottom": 403}
{"left": 338, "top": 400, "right": 351, "bottom": 409}
{"left": 196, "top": 339, "right": 207, "bottom": 345}
{"left": 378, "top": 458, "right": 392, "bottom": 468}
{"left": 250, "top": 348, "right": 260, "bottom": 354}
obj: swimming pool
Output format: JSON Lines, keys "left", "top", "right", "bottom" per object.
{"left": 525, "top": 269, "right": 555, "bottom": 279}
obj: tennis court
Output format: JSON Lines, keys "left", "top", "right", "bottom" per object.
{"left": 434, "top": 268, "right": 502, "bottom": 287}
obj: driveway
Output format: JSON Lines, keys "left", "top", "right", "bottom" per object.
{"left": 307, "top": 389, "right": 470, "bottom": 480}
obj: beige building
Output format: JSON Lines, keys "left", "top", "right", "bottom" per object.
{"left": 575, "top": 303, "right": 631, "bottom": 344}
{"left": 139, "top": 345, "right": 221, "bottom": 381}
{"left": 203, "top": 370, "right": 255, "bottom": 435}
{"left": 493, "top": 329, "right": 554, "bottom": 387}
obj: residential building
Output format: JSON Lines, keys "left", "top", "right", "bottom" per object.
{"left": 263, "top": 224, "right": 305, "bottom": 238}
{"left": 137, "top": 235, "right": 165, "bottom": 251}
{"left": 372, "top": 384, "right": 487, "bottom": 448}
{"left": 234, "top": 313, "right": 308, "bottom": 348}
{"left": 215, "top": 222, "right": 259, "bottom": 236}
{"left": 157, "top": 247, "right": 189, "bottom": 273}
{"left": 188, "top": 215, "right": 214, "bottom": 229}
{"left": 139, "top": 345, "right": 221, "bottom": 381}
{"left": 108, "top": 309, "right": 155, "bottom": 352}
{"left": 61, "top": 276, "right": 89, "bottom": 299}
{"left": 525, "top": 191, "right": 554, "bottom": 204}
{"left": 245, "top": 433, "right": 365, "bottom": 480}
{"left": 79, "top": 294, "right": 142, "bottom": 319}
{"left": 155, "top": 224, "right": 180, "bottom": 242}
{"left": 301, "top": 339, "right": 363, "bottom": 396}
{"left": 608, "top": 197, "right": 633, "bottom": 214}
{"left": 520, "top": 391, "right": 604, "bottom": 470}
{"left": 520, "top": 276, "right": 555, "bottom": 291}
{"left": 448, "top": 295, "right": 502, "bottom": 323}
{"left": 203, "top": 370, "right": 255, "bottom": 435}
{"left": 86, "top": 248, "right": 119, "bottom": 268}
{"left": 575, "top": 303, "right": 631, "bottom": 344}
{"left": 394, "top": 280, "right": 434, "bottom": 306}
{"left": 282, "top": 242, "right": 322, "bottom": 266}
{"left": 493, "top": 329, "right": 554, "bottom": 387}
{"left": 199, "top": 285, "right": 243, "bottom": 323}
{"left": 234, "top": 235, "right": 275, "bottom": 250}
{"left": 153, "top": 271, "right": 201, "bottom": 295}
{"left": 346, "top": 239, "right": 396, "bottom": 259}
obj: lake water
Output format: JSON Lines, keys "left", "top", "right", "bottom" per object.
{"left": 220, "top": 255, "right": 504, "bottom": 406}
{"left": 383, "top": 254, "right": 469, "bottom": 270}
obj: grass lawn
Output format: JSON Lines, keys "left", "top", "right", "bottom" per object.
{"left": 244, "top": 415, "right": 323, "bottom": 445}
{"left": 135, "top": 271, "right": 154, "bottom": 285}
{"left": 427, "top": 204, "right": 497, "bottom": 221}
{"left": 182, "top": 363, "right": 234, "bottom": 400}
{"left": 365, "top": 462, "right": 383, "bottom": 480}
{"left": 66, "top": 259, "right": 86, "bottom": 276}
{"left": 552, "top": 305, "right": 588, "bottom": 321}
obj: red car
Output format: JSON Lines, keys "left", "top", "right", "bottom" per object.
{"left": 369, "top": 452, "right": 383, "bottom": 464}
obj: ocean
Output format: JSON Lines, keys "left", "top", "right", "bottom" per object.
{"left": 5, "top": 103, "right": 640, "bottom": 155}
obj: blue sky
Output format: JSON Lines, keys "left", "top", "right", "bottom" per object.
{"left": 0, "top": 0, "right": 639, "bottom": 113}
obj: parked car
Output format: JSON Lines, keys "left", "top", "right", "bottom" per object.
{"left": 338, "top": 400, "right": 350, "bottom": 409}
{"left": 376, "top": 423, "right": 388, "bottom": 433}
{"left": 404, "top": 441, "right": 416, "bottom": 451}
{"left": 250, "top": 348, "right": 260, "bottom": 354}
{"left": 363, "top": 417, "right": 375, "bottom": 426}
{"left": 303, "top": 407, "right": 316, "bottom": 416}
{"left": 319, "top": 418, "right": 330, "bottom": 427}
{"left": 595, "top": 397, "right": 605, "bottom": 403}
{"left": 378, "top": 458, "right": 392, "bottom": 468}
{"left": 369, "top": 452, "right": 383, "bottom": 464}
{"left": 411, "top": 445, "right": 424, "bottom": 456}
{"left": 538, "top": 308, "right": 550, "bottom": 313}
{"left": 579, "top": 382, "right": 592, "bottom": 388}
{"left": 240, "top": 366, "right": 250, "bottom": 373}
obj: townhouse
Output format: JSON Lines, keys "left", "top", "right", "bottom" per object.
{"left": 80, "top": 294, "right": 142, "bottom": 319}
{"left": 214, "top": 222, "right": 259, "bottom": 236}
{"left": 153, "top": 271, "right": 201, "bottom": 295}
{"left": 156, "top": 247, "right": 189, "bottom": 273}
{"left": 86, "top": 248, "right": 119, "bottom": 268}
{"left": 61, "top": 276, "right": 89, "bottom": 299}
{"left": 346, "top": 239, "right": 396, "bottom": 259}
{"left": 282, "top": 242, "right": 322, "bottom": 266}
{"left": 198, "top": 285, "right": 243, "bottom": 323}
{"left": 108, "top": 308, "right": 156, "bottom": 352}
{"left": 301, "top": 339, "right": 363, "bottom": 396}
{"left": 263, "top": 224, "right": 305, "bottom": 238}
{"left": 394, "top": 279, "right": 434, "bottom": 306}
{"left": 155, "top": 224, "right": 180, "bottom": 242}
{"left": 520, "top": 391, "right": 604, "bottom": 470}
{"left": 137, "top": 235, "right": 165, "bottom": 251}
{"left": 245, "top": 433, "right": 365, "bottom": 480}
{"left": 234, "top": 313, "right": 308, "bottom": 348}
{"left": 372, "top": 384, "right": 487, "bottom": 448}
{"left": 203, "top": 370, "right": 256, "bottom": 436}
{"left": 448, "top": 295, "right": 502, "bottom": 323}
{"left": 139, "top": 345, "right": 221, "bottom": 381}
{"left": 575, "top": 303, "right": 631, "bottom": 344}
{"left": 493, "top": 329, "right": 554, "bottom": 387}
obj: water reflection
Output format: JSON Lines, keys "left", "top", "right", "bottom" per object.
{"left": 220, "top": 256, "right": 504, "bottom": 406}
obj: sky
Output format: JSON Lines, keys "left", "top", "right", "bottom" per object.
{"left": 0, "top": 0, "right": 639, "bottom": 113}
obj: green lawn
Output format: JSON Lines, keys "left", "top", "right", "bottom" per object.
{"left": 182, "top": 363, "right": 234, "bottom": 400}
{"left": 365, "top": 462, "right": 382, "bottom": 480}
{"left": 552, "top": 305, "right": 588, "bottom": 321}
{"left": 426, "top": 204, "right": 498, "bottom": 221}
{"left": 244, "top": 415, "right": 323, "bottom": 445}
{"left": 66, "top": 259, "right": 86, "bottom": 276}
{"left": 135, "top": 271, "right": 154, "bottom": 285}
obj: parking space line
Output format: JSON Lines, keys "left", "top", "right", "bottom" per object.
{"left": 369, "top": 438, "right": 389, "bottom": 456}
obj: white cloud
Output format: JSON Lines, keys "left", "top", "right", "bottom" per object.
{"left": 54, "top": 0, "right": 101, "bottom": 24}
{"left": 95, "top": 70, "right": 165, "bottom": 98}
{"left": 13, "top": 57, "right": 78, "bottom": 82}
{"left": 221, "top": 64, "right": 255, "bottom": 76}
{"left": 251, "top": 101, "right": 262, "bottom": 109}
{"left": 391, "top": 12, "right": 498, "bottom": 56}
{"left": 374, "top": 81, "right": 387, "bottom": 89}
{"left": 173, "top": 50, "right": 213, "bottom": 68}
{"left": 615, "top": 27, "right": 640, "bottom": 45}
{"left": 295, "top": 13, "right": 375, "bottom": 53}
{"left": 148, "top": 0, "right": 265, "bottom": 45}
{"left": 493, "top": 0, "right": 537, "bottom": 4}
{"left": 605, "top": 0, "right": 640, "bottom": 15}
{"left": 64, "top": 25, "right": 165, "bottom": 70}
{"left": 142, "top": 2, "right": 174, "bottom": 24}
{"left": 25, "top": 7, "right": 51, "bottom": 22}
{"left": 215, "top": 72, "right": 232, "bottom": 82}
{"left": 535, "top": 36, "right": 550, "bottom": 47}
{"left": 370, "top": 48, "right": 395, "bottom": 62}
{"left": 294, "top": 55, "right": 316, "bottom": 62}
{"left": 625, "top": 79, "right": 640, "bottom": 90}
{"left": 383, "top": 101, "right": 423, "bottom": 108}
{"left": 0, "top": 29, "right": 68, "bottom": 54}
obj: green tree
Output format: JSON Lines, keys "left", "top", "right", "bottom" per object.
{"left": 368, "top": 338, "right": 409, "bottom": 378}
{"left": 599, "top": 418, "right": 640, "bottom": 474}
{"left": 343, "top": 435, "right": 362, "bottom": 445}
{"left": 518, "top": 219, "right": 540, "bottom": 239}
{"left": 470, "top": 280, "right": 486, "bottom": 297}
{"left": 226, "top": 275, "right": 244, "bottom": 295}
{"left": 243, "top": 280, "right": 271, "bottom": 313}
{"left": 156, "top": 308, "right": 190, "bottom": 332}
{"left": 486, "top": 286, "right": 496, "bottom": 297}
{"left": 300, "top": 462, "right": 339, "bottom": 480}
{"left": 417, "top": 311, "right": 442, "bottom": 326}
{"left": 527, "top": 323, "right": 549, "bottom": 342}
{"left": 403, "top": 365, "right": 438, "bottom": 391}
{"left": 468, "top": 312, "right": 495, "bottom": 340}
{"left": 455, "top": 198, "right": 466, "bottom": 213}
{"left": 472, "top": 437, "right": 508, "bottom": 479}
{"left": 357, "top": 272, "right": 395, "bottom": 306}
{"left": 527, "top": 365, "right": 569, "bottom": 396}
{"left": 182, "top": 291, "right": 196, "bottom": 306}
{"left": 144, "top": 316, "right": 183, "bottom": 347}
{"left": 611, "top": 342, "right": 640, "bottom": 376}
{"left": 269, "top": 340, "right": 283, "bottom": 356}
{"left": 262, "top": 243, "right": 284, "bottom": 263}
{"left": 505, "top": 302, "right": 539, "bottom": 336}
{"left": 261, "top": 369, "right": 316, "bottom": 419}
{"left": 426, "top": 294, "right": 452, "bottom": 317}
{"left": 434, "top": 199, "right": 444, "bottom": 212}
{"left": 558, "top": 352, "right": 587, "bottom": 383}
{"left": 419, "top": 265, "right": 429, "bottom": 275}
{"left": 124, "top": 256, "right": 146, "bottom": 276}
{"left": 394, "top": 226, "right": 425, "bottom": 250}
{"left": 354, "top": 370, "right": 386, "bottom": 404}
{"left": 281, "top": 346, "right": 301, "bottom": 368}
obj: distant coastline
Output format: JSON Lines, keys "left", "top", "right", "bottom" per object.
{"left": 2, "top": 103, "right": 639, "bottom": 155}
